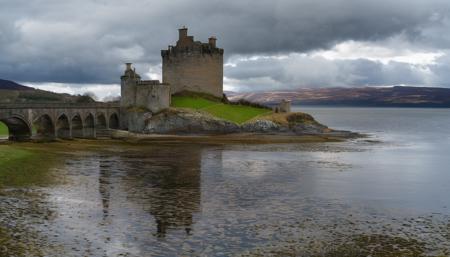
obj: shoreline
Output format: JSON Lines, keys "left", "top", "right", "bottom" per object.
{"left": 111, "top": 130, "right": 362, "bottom": 145}
{"left": 0, "top": 130, "right": 363, "bottom": 146}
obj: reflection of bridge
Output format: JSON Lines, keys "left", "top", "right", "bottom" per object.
{"left": 0, "top": 103, "right": 120, "bottom": 140}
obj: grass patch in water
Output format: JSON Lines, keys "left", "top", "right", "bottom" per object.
{"left": 0, "top": 145, "right": 58, "bottom": 188}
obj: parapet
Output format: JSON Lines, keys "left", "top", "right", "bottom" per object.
{"left": 161, "top": 27, "right": 224, "bottom": 58}
{"left": 138, "top": 80, "right": 168, "bottom": 86}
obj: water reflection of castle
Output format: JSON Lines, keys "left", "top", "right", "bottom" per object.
{"left": 100, "top": 145, "right": 203, "bottom": 238}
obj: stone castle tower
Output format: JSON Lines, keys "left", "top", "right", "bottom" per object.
{"left": 120, "top": 63, "right": 170, "bottom": 113}
{"left": 161, "top": 27, "right": 224, "bottom": 98}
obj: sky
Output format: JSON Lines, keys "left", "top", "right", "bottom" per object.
{"left": 1, "top": 0, "right": 450, "bottom": 100}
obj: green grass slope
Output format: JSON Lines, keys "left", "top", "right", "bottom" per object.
{"left": 171, "top": 95, "right": 217, "bottom": 109}
{"left": 171, "top": 95, "right": 271, "bottom": 124}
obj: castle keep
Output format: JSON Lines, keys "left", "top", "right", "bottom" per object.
{"left": 161, "top": 27, "right": 224, "bottom": 98}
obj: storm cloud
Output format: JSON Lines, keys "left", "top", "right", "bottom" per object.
{"left": 1, "top": 0, "right": 450, "bottom": 97}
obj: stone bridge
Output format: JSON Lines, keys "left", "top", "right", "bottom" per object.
{"left": 0, "top": 103, "right": 120, "bottom": 141}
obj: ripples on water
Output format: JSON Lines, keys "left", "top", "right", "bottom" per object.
{"left": 1, "top": 107, "right": 450, "bottom": 256}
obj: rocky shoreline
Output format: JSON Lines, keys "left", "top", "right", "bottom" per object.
{"left": 119, "top": 108, "right": 360, "bottom": 144}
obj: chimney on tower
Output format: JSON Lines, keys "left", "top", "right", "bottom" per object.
{"left": 178, "top": 26, "right": 188, "bottom": 40}
{"left": 208, "top": 36, "right": 217, "bottom": 48}
{"left": 125, "top": 63, "right": 132, "bottom": 71}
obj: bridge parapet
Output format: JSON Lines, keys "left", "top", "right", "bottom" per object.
{"left": 0, "top": 102, "right": 120, "bottom": 109}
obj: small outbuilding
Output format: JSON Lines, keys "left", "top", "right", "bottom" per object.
{"left": 273, "top": 99, "right": 291, "bottom": 113}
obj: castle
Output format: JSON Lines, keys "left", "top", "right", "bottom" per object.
{"left": 162, "top": 27, "right": 224, "bottom": 98}
{"left": 120, "top": 27, "right": 224, "bottom": 130}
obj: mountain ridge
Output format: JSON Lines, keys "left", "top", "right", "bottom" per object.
{"left": 0, "top": 79, "right": 34, "bottom": 91}
{"left": 227, "top": 86, "right": 450, "bottom": 108}
{"left": 0, "top": 79, "right": 95, "bottom": 103}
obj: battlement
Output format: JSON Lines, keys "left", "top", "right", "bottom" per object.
{"left": 138, "top": 80, "right": 168, "bottom": 86}
{"left": 161, "top": 27, "right": 224, "bottom": 58}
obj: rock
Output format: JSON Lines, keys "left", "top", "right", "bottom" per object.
{"left": 144, "top": 108, "right": 240, "bottom": 134}
{"left": 241, "top": 120, "right": 281, "bottom": 133}
{"left": 291, "top": 123, "right": 328, "bottom": 135}
{"left": 127, "top": 111, "right": 153, "bottom": 133}
{"left": 110, "top": 130, "right": 132, "bottom": 139}
{"left": 137, "top": 108, "right": 355, "bottom": 138}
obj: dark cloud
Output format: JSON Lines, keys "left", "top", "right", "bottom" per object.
{"left": 0, "top": 0, "right": 449, "bottom": 87}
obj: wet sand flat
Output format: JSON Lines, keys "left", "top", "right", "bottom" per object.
{"left": 0, "top": 138, "right": 449, "bottom": 256}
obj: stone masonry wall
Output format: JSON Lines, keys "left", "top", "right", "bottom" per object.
{"left": 162, "top": 52, "right": 223, "bottom": 97}
{"left": 120, "top": 64, "right": 171, "bottom": 129}
{"left": 135, "top": 83, "right": 171, "bottom": 113}
{"left": 121, "top": 77, "right": 137, "bottom": 108}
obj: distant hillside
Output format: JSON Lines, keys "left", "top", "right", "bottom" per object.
{"left": 0, "top": 79, "right": 95, "bottom": 103}
{"left": 227, "top": 86, "right": 450, "bottom": 108}
{"left": 0, "top": 79, "right": 34, "bottom": 91}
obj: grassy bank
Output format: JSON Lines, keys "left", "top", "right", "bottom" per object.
{"left": 171, "top": 95, "right": 271, "bottom": 124}
{"left": 0, "top": 145, "right": 57, "bottom": 188}
{"left": 171, "top": 95, "right": 217, "bottom": 109}
{"left": 0, "top": 122, "right": 7, "bottom": 136}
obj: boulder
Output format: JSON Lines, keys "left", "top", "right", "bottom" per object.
{"left": 127, "top": 111, "right": 153, "bottom": 133}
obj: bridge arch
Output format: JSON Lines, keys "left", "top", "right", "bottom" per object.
{"left": 56, "top": 114, "right": 71, "bottom": 139}
{"left": 84, "top": 113, "right": 95, "bottom": 138}
{"left": 109, "top": 113, "right": 119, "bottom": 129}
{"left": 33, "top": 114, "right": 55, "bottom": 139}
{"left": 97, "top": 113, "right": 107, "bottom": 129}
{"left": 0, "top": 115, "right": 32, "bottom": 141}
{"left": 71, "top": 114, "right": 83, "bottom": 138}
{"left": 0, "top": 103, "right": 120, "bottom": 140}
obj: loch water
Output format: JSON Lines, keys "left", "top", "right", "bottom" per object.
{"left": 1, "top": 107, "right": 450, "bottom": 256}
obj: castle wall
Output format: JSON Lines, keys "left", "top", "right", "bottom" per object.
{"left": 120, "top": 78, "right": 137, "bottom": 108}
{"left": 162, "top": 53, "right": 223, "bottom": 97}
{"left": 135, "top": 82, "right": 171, "bottom": 113}
{"left": 120, "top": 64, "right": 171, "bottom": 130}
